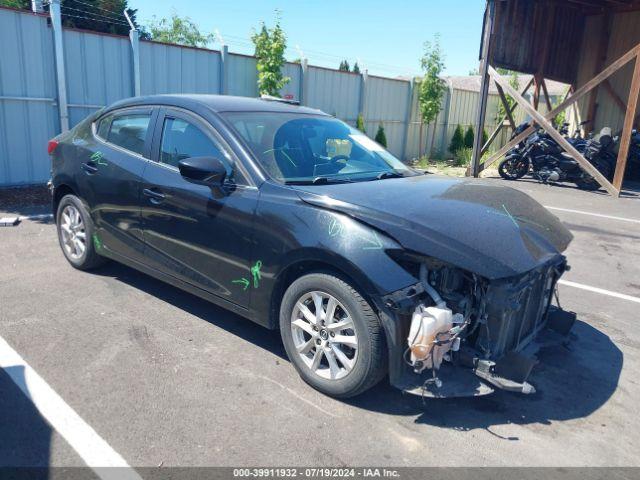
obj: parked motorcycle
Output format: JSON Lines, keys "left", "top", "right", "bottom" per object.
{"left": 498, "top": 126, "right": 615, "bottom": 190}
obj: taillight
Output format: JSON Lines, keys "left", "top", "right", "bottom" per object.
{"left": 47, "top": 139, "right": 59, "bottom": 155}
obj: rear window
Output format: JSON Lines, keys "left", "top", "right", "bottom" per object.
{"left": 106, "top": 114, "right": 151, "bottom": 156}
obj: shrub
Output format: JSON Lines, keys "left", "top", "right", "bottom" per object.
{"left": 449, "top": 125, "right": 464, "bottom": 154}
{"left": 463, "top": 126, "right": 475, "bottom": 149}
{"left": 356, "top": 114, "right": 366, "bottom": 133}
{"left": 453, "top": 148, "right": 473, "bottom": 167}
{"left": 374, "top": 124, "right": 387, "bottom": 147}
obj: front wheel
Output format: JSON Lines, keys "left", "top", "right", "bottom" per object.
{"left": 498, "top": 156, "right": 529, "bottom": 180}
{"left": 279, "top": 273, "right": 386, "bottom": 398}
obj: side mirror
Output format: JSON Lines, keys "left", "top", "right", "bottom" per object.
{"left": 178, "top": 156, "right": 227, "bottom": 186}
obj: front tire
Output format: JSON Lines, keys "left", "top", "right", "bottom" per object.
{"left": 56, "top": 194, "right": 106, "bottom": 270}
{"left": 498, "top": 156, "right": 529, "bottom": 180}
{"left": 279, "top": 273, "right": 386, "bottom": 398}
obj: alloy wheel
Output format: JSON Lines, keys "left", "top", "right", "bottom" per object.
{"left": 290, "top": 291, "right": 358, "bottom": 380}
{"left": 59, "top": 204, "right": 86, "bottom": 260}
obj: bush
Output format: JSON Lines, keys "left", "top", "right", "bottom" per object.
{"left": 482, "top": 128, "right": 488, "bottom": 148}
{"left": 356, "top": 114, "right": 366, "bottom": 133}
{"left": 453, "top": 148, "right": 473, "bottom": 167}
{"left": 463, "top": 126, "right": 475, "bottom": 149}
{"left": 449, "top": 125, "right": 464, "bottom": 154}
{"left": 374, "top": 124, "right": 387, "bottom": 147}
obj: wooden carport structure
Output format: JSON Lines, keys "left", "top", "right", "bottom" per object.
{"left": 471, "top": 0, "right": 640, "bottom": 197}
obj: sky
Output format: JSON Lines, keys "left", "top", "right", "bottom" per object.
{"left": 129, "top": 0, "right": 486, "bottom": 79}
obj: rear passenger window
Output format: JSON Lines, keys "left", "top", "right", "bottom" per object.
{"left": 107, "top": 114, "right": 151, "bottom": 156}
{"left": 159, "top": 118, "right": 227, "bottom": 168}
{"left": 96, "top": 115, "right": 112, "bottom": 139}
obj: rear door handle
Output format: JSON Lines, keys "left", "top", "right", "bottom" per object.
{"left": 143, "top": 188, "right": 166, "bottom": 204}
{"left": 81, "top": 161, "right": 98, "bottom": 174}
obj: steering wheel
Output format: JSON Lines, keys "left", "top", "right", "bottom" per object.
{"left": 329, "top": 155, "right": 350, "bottom": 166}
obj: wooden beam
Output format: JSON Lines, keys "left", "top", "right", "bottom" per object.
{"left": 541, "top": 79, "right": 553, "bottom": 112}
{"left": 612, "top": 54, "right": 640, "bottom": 191}
{"left": 489, "top": 66, "right": 619, "bottom": 196}
{"left": 470, "top": 0, "right": 496, "bottom": 178}
{"left": 479, "top": 43, "right": 640, "bottom": 171}
{"left": 495, "top": 82, "right": 516, "bottom": 130}
{"left": 481, "top": 77, "right": 534, "bottom": 155}
{"left": 533, "top": 75, "right": 541, "bottom": 110}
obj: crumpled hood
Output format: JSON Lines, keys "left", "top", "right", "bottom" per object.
{"left": 294, "top": 175, "right": 573, "bottom": 279}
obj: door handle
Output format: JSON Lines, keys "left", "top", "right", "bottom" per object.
{"left": 143, "top": 188, "right": 166, "bottom": 204}
{"left": 81, "top": 162, "right": 98, "bottom": 174}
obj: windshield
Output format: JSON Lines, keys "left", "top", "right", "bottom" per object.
{"left": 221, "top": 112, "right": 416, "bottom": 184}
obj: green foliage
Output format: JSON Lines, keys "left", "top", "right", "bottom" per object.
{"left": 418, "top": 34, "right": 446, "bottom": 126}
{"left": 339, "top": 60, "right": 350, "bottom": 72}
{"left": 148, "top": 13, "right": 212, "bottom": 47}
{"left": 453, "top": 147, "right": 473, "bottom": 167}
{"left": 55, "top": 0, "right": 142, "bottom": 36}
{"left": 552, "top": 92, "right": 569, "bottom": 128}
{"left": 251, "top": 12, "right": 290, "bottom": 96}
{"left": 352, "top": 62, "right": 360, "bottom": 74}
{"left": 374, "top": 124, "right": 387, "bottom": 148}
{"left": 482, "top": 128, "right": 488, "bottom": 147}
{"left": 463, "top": 126, "right": 475, "bottom": 149}
{"left": 496, "top": 69, "right": 520, "bottom": 121}
{"left": 0, "top": 0, "right": 29, "bottom": 9}
{"left": 356, "top": 114, "right": 366, "bottom": 133}
{"left": 449, "top": 125, "right": 464, "bottom": 154}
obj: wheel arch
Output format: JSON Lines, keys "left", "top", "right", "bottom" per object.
{"left": 52, "top": 183, "right": 76, "bottom": 218}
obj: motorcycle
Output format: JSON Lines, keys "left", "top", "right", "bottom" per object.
{"left": 498, "top": 126, "right": 615, "bottom": 190}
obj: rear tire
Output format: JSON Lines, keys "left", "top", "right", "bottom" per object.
{"left": 56, "top": 194, "right": 106, "bottom": 270}
{"left": 576, "top": 159, "right": 612, "bottom": 191}
{"left": 279, "top": 273, "right": 387, "bottom": 398}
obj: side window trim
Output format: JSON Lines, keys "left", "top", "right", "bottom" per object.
{"left": 150, "top": 107, "right": 252, "bottom": 186}
{"left": 92, "top": 107, "right": 157, "bottom": 159}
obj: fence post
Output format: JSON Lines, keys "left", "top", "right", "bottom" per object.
{"left": 49, "top": 0, "right": 69, "bottom": 132}
{"left": 401, "top": 78, "right": 414, "bottom": 161}
{"left": 31, "top": 0, "right": 44, "bottom": 13}
{"left": 299, "top": 57, "right": 308, "bottom": 105}
{"left": 220, "top": 44, "right": 228, "bottom": 95}
{"left": 124, "top": 11, "right": 141, "bottom": 96}
{"left": 359, "top": 69, "right": 368, "bottom": 129}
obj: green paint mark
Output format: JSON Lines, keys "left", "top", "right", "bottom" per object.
{"left": 328, "top": 218, "right": 345, "bottom": 237}
{"left": 232, "top": 278, "right": 250, "bottom": 291}
{"left": 327, "top": 216, "right": 383, "bottom": 250}
{"left": 501, "top": 204, "right": 519, "bottom": 228}
{"left": 92, "top": 233, "right": 102, "bottom": 251}
{"left": 90, "top": 151, "right": 108, "bottom": 166}
{"left": 358, "top": 230, "right": 383, "bottom": 250}
{"left": 251, "top": 260, "right": 262, "bottom": 288}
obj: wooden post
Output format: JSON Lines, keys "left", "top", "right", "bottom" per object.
{"left": 612, "top": 53, "right": 640, "bottom": 192}
{"left": 496, "top": 82, "right": 516, "bottom": 130}
{"left": 541, "top": 79, "right": 553, "bottom": 112}
{"left": 490, "top": 67, "right": 619, "bottom": 196}
{"left": 603, "top": 80, "right": 627, "bottom": 113}
{"left": 533, "top": 75, "right": 541, "bottom": 110}
{"left": 471, "top": 0, "right": 495, "bottom": 177}
{"left": 479, "top": 44, "right": 640, "bottom": 172}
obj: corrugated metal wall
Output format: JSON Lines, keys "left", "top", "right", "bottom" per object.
{"left": 0, "top": 6, "right": 532, "bottom": 186}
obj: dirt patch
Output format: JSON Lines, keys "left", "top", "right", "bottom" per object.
{"left": 0, "top": 184, "right": 50, "bottom": 211}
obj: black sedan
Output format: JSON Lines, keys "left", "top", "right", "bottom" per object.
{"left": 49, "top": 94, "right": 575, "bottom": 398}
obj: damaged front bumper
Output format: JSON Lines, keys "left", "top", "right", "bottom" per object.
{"left": 377, "top": 256, "right": 575, "bottom": 398}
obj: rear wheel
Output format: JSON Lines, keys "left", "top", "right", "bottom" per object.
{"left": 576, "top": 158, "right": 612, "bottom": 191}
{"left": 279, "top": 273, "right": 386, "bottom": 398}
{"left": 56, "top": 194, "right": 106, "bottom": 270}
{"left": 499, "top": 156, "right": 529, "bottom": 180}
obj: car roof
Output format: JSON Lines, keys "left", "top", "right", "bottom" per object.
{"left": 102, "top": 94, "right": 328, "bottom": 116}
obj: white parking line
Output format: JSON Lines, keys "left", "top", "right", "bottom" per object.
{"left": 545, "top": 206, "right": 640, "bottom": 225}
{"left": 0, "top": 335, "right": 141, "bottom": 480}
{"left": 558, "top": 279, "right": 640, "bottom": 304}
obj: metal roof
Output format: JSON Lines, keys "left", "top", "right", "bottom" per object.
{"left": 445, "top": 74, "right": 568, "bottom": 95}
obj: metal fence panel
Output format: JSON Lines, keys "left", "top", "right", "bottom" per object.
{"left": 140, "top": 41, "right": 221, "bottom": 96}
{"left": 0, "top": 9, "right": 58, "bottom": 186}
{"left": 227, "top": 54, "right": 259, "bottom": 97}
{"left": 364, "top": 76, "right": 410, "bottom": 157}
{"left": 305, "top": 67, "right": 360, "bottom": 122}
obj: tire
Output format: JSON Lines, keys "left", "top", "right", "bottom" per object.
{"left": 576, "top": 158, "right": 612, "bottom": 191}
{"left": 498, "top": 156, "right": 528, "bottom": 180}
{"left": 279, "top": 273, "right": 387, "bottom": 398}
{"left": 56, "top": 194, "right": 106, "bottom": 270}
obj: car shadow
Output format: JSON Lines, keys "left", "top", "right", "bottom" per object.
{"left": 93, "top": 262, "right": 288, "bottom": 361}
{"left": 0, "top": 366, "right": 52, "bottom": 468}
{"left": 346, "top": 319, "right": 622, "bottom": 436}
{"left": 94, "top": 262, "right": 621, "bottom": 433}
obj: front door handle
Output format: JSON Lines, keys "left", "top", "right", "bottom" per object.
{"left": 143, "top": 188, "right": 166, "bottom": 204}
{"left": 81, "top": 161, "right": 98, "bottom": 174}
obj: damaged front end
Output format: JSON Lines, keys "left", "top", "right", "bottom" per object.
{"left": 381, "top": 254, "right": 575, "bottom": 398}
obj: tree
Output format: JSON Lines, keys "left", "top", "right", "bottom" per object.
{"left": 356, "top": 114, "right": 366, "bottom": 133}
{"left": 496, "top": 69, "right": 520, "bottom": 122}
{"left": 449, "top": 125, "right": 464, "bottom": 155}
{"left": 339, "top": 60, "right": 350, "bottom": 72}
{"left": 418, "top": 34, "right": 446, "bottom": 157}
{"left": 251, "top": 12, "right": 290, "bottom": 96}
{"left": 0, "top": 0, "right": 29, "bottom": 9}
{"left": 51, "top": 0, "right": 143, "bottom": 36}
{"left": 463, "top": 126, "right": 475, "bottom": 149}
{"left": 374, "top": 124, "right": 387, "bottom": 147}
{"left": 352, "top": 62, "right": 361, "bottom": 74}
{"left": 148, "top": 13, "right": 213, "bottom": 47}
